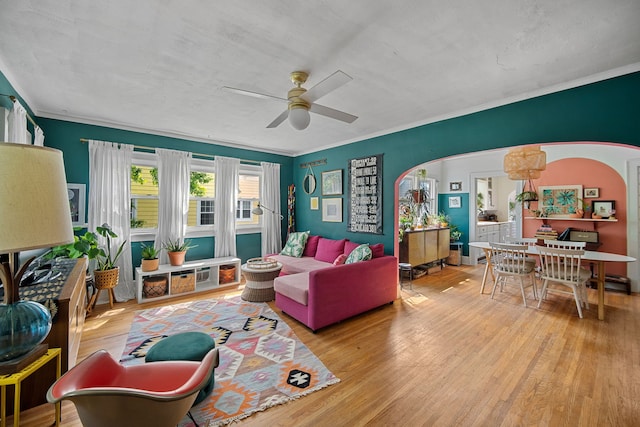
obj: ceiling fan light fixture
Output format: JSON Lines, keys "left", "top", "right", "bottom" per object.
{"left": 289, "top": 103, "right": 310, "bottom": 130}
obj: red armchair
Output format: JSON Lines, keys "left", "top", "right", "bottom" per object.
{"left": 47, "top": 348, "right": 218, "bottom": 427}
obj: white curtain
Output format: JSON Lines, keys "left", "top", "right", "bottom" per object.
{"left": 34, "top": 125, "right": 45, "bottom": 146}
{"left": 8, "top": 100, "right": 28, "bottom": 144}
{"left": 261, "top": 162, "right": 282, "bottom": 255}
{"left": 154, "top": 148, "right": 192, "bottom": 264}
{"left": 214, "top": 156, "right": 239, "bottom": 257}
{"left": 88, "top": 140, "right": 134, "bottom": 301}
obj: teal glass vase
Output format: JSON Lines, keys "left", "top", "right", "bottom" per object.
{"left": 0, "top": 300, "right": 52, "bottom": 362}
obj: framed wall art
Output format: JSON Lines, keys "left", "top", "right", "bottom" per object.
{"left": 322, "top": 198, "right": 343, "bottom": 222}
{"left": 449, "top": 196, "right": 461, "bottom": 208}
{"left": 310, "top": 197, "right": 319, "bottom": 210}
{"left": 449, "top": 181, "right": 462, "bottom": 192}
{"left": 539, "top": 185, "right": 582, "bottom": 217}
{"left": 67, "top": 183, "right": 86, "bottom": 226}
{"left": 591, "top": 200, "right": 615, "bottom": 219}
{"left": 321, "top": 169, "right": 343, "bottom": 196}
{"left": 584, "top": 188, "right": 599, "bottom": 198}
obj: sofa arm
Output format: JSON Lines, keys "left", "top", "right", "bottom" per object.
{"left": 305, "top": 256, "right": 398, "bottom": 329}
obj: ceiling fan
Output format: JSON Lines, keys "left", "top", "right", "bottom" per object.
{"left": 223, "top": 70, "right": 358, "bottom": 130}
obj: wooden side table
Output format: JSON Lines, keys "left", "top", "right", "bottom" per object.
{"left": 0, "top": 348, "right": 61, "bottom": 427}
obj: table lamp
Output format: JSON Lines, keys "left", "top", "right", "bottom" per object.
{"left": 0, "top": 143, "right": 74, "bottom": 362}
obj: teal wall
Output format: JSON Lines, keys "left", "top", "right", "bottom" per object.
{"left": 293, "top": 72, "right": 640, "bottom": 255}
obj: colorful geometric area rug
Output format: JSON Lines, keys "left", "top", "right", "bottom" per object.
{"left": 120, "top": 296, "right": 339, "bottom": 426}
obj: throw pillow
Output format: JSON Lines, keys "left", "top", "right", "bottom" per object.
{"left": 332, "top": 254, "right": 347, "bottom": 265}
{"left": 343, "top": 240, "right": 360, "bottom": 257}
{"left": 314, "top": 238, "right": 347, "bottom": 263}
{"left": 369, "top": 243, "right": 385, "bottom": 258}
{"left": 302, "top": 235, "right": 320, "bottom": 257}
{"left": 345, "top": 244, "right": 372, "bottom": 264}
{"left": 280, "top": 231, "right": 310, "bottom": 258}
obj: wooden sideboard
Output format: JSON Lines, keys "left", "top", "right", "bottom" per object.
{"left": 5, "top": 257, "right": 87, "bottom": 413}
{"left": 399, "top": 227, "right": 450, "bottom": 267}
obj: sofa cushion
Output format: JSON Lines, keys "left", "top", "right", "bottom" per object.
{"left": 345, "top": 244, "right": 372, "bottom": 264}
{"left": 343, "top": 240, "right": 360, "bottom": 257}
{"left": 274, "top": 273, "right": 309, "bottom": 306}
{"left": 314, "top": 238, "right": 347, "bottom": 263}
{"left": 269, "top": 254, "right": 330, "bottom": 275}
{"left": 369, "top": 243, "right": 385, "bottom": 258}
{"left": 280, "top": 231, "right": 309, "bottom": 257}
{"left": 302, "top": 235, "right": 320, "bottom": 257}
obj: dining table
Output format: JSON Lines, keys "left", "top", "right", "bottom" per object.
{"left": 469, "top": 241, "right": 636, "bottom": 320}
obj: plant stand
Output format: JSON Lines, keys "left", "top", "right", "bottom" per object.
{"left": 90, "top": 267, "right": 119, "bottom": 309}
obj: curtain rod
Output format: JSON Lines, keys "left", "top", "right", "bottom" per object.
{"left": 79, "top": 138, "right": 262, "bottom": 165}
{"left": 0, "top": 93, "right": 39, "bottom": 128}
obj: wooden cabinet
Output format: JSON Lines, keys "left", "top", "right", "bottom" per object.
{"left": 8, "top": 257, "right": 87, "bottom": 413}
{"left": 399, "top": 227, "right": 450, "bottom": 266}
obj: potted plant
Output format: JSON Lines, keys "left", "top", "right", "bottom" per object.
{"left": 140, "top": 243, "right": 160, "bottom": 272}
{"left": 75, "top": 224, "right": 127, "bottom": 299}
{"left": 163, "top": 238, "right": 196, "bottom": 266}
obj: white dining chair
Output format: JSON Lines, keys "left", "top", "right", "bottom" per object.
{"left": 544, "top": 240, "right": 586, "bottom": 249}
{"left": 489, "top": 242, "right": 538, "bottom": 307}
{"left": 536, "top": 246, "right": 591, "bottom": 318}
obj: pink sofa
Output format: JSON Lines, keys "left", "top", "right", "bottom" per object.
{"left": 271, "top": 236, "right": 398, "bottom": 332}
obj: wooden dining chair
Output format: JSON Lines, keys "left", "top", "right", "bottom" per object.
{"left": 489, "top": 242, "right": 538, "bottom": 307}
{"left": 536, "top": 246, "right": 591, "bottom": 318}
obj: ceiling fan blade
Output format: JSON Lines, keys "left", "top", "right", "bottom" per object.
{"left": 304, "top": 70, "right": 353, "bottom": 103}
{"left": 309, "top": 103, "right": 358, "bottom": 124}
{"left": 266, "top": 109, "right": 289, "bottom": 128}
{"left": 222, "top": 86, "right": 288, "bottom": 103}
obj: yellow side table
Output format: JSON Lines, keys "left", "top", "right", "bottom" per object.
{"left": 0, "top": 348, "right": 61, "bottom": 427}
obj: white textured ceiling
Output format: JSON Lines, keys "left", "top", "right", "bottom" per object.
{"left": 1, "top": 1, "right": 639, "bottom": 156}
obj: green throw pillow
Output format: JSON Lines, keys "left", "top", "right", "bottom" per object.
{"left": 345, "top": 244, "right": 372, "bottom": 264}
{"left": 280, "top": 231, "right": 310, "bottom": 257}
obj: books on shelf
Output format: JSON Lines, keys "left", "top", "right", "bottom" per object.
{"left": 535, "top": 224, "right": 558, "bottom": 240}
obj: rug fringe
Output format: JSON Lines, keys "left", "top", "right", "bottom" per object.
{"left": 206, "top": 378, "right": 341, "bottom": 426}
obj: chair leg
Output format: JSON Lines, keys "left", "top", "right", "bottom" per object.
{"left": 490, "top": 274, "right": 501, "bottom": 300}
{"left": 572, "top": 286, "right": 584, "bottom": 318}
{"left": 537, "top": 280, "right": 549, "bottom": 309}
{"left": 518, "top": 277, "right": 528, "bottom": 307}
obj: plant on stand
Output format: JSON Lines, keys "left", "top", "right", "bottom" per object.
{"left": 76, "top": 224, "right": 127, "bottom": 309}
{"left": 163, "top": 238, "right": 196, "bottom": 266}
{"left": 140, "top": 243, "right": 160, "bottom": 272}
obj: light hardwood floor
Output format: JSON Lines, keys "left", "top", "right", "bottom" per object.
{"left": 18, "top": 264, "right": 640, "bottom": 426}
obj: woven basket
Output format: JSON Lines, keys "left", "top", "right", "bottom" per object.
{"left": 219, "top": 265, "right": 236, "bottom": 284}
{"left": 143, "top": 276, "right": 168, "bottom": 298}
{"left": 246, "top": 257, "right": 278, "bottom": 269}
{"left": 94, "top": 267, "right": 119, "bottom": 290}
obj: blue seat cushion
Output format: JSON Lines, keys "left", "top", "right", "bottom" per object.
{"left": 145, "top": 331, "right": 215, "bottom": 405}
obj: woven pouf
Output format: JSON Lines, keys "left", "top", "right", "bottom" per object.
{"left": 241, "top": 264, "right": 282, "bottom": 302}
{"left": 145, "top": 331, "right": 216, "bottom": 405}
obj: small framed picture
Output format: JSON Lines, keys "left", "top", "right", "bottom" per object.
{"left": 322, "top": 198, "right": 343, "bottom": 222}
{"left": 67, "top": 183, "right": 86, "bottom": 226}
{"left": 322, "top": 169, "right": 343, "bottom": 195}
{"left": 310, "top": 197, "right": 319, "bottom": 210}
{"left": 449, "top": 196, "right": 461, "bottom": 208}
{"left": 591, "top": 200, "right": 615, "bottom": 219}
{"left": 450, "top": 182, "right": 462, "bottom": 192}
{"left": 584, "top": 188, "right": 599, "bottom": 198}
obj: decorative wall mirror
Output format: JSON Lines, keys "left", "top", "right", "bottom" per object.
{"left": 303, "top": 165, "right": 316, "bottom": 194}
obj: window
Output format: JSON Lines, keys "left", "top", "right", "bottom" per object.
{"left": 130, "top": 155, "right": 159, "bottom": 231}
{"left": 129, "top": 152, "right": 264, "bottom": 239}
{"left": 236, "top": 200, "right": 252, "bottom": 220}
{"left": 237, "top": 171, "right": 261, "bottom": 228}
{"left": 187, "top": 163, "right": 215, "bottom": 229}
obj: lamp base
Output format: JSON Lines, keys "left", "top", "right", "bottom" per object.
{"left": 0, "top": 344, "right": 48, "bottom": 375}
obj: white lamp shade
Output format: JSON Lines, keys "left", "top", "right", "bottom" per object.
{"left": 0, "top": 143, "right": 74, "bottom": 253}
{"left": 289, "top": 106, "right": 310, "bottom": 130}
